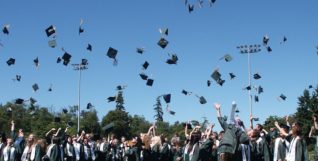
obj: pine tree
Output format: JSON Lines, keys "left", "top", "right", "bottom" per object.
{"left": 154, "top": 96, "right": 163, "bottom": 122}
{"left": 115, "top": 90, "right": 125, "bottom": 111}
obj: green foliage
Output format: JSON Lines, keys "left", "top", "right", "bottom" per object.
{"left": 154, "top": 97, "right": 163, "bottom": 122}
{"left": 115, "top": 91, "right": 125, "bottom": 111}
{"left": 101, "top": 109, "right": 131, "bottom": 139}
{"left": 130, "top": 115, "right": 152, "bottom": 137}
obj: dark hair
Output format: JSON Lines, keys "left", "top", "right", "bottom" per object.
{"left": 52, "top": 136, "right": 60, "bottom": 144}
{"left": 292, "top": 122, "right": 302, "bottom": 136}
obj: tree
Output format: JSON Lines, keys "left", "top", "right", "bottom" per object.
{"left": 130, "top": 115, "right": 152, "bottom": 137}
{"left": 80, "top": 109, "right": 100, "bottom": 134}
{"left": 115, "top": 90, "right": 125, "bottom": 111}
{"left": 101, "top": 109, "right": 131, "bottom": 139}
{"left": 154, "top": 96, "right": 163, "bottom": 122}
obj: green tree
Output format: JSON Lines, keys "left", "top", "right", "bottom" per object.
{"left": 115, "top": 91, "right": 125, "bottom": 111}
{"left": 101, "top": 109, "right": 131, "bottom": 139}
{"left": 130, "top": 115, "right": 152, "bottom": 137}
{"left": 154, "top": 97, "right": 163, "bottom": 122}
{"left": 81, "top": 109, "right": 100, "bottom": 134}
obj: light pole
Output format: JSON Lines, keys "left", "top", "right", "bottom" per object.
{"left": 72, "top": 60, "right": 88, "bottom": 133}
{"left": 237, "top": 44, "right": 261, "bottom": 116}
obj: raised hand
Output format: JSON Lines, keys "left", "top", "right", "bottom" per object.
{"left": 214, "top": 103, "right": 221, "bottom": 110}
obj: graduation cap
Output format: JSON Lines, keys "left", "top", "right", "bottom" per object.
{"left": 107, "top": 47, "right": 118, "bottom": 65}
{"left": 253, "top": 73, "right": 261, "bottom": 80}
{"left": 258, "top": 86, "right": 263, "bottom": 94}
{"left": 48, "top": 40, "right": 57, "bottom": 48}
{"left": 211, "top": 69, "right": 225, "bottom": 86}
{"left": 266, "top": 46, "right": 272, "bottom": 52}
{"left": 163, "top": 94, "right": 171, "bottom": 104}
{"left": 139, "top": 73, "right": 148, "bottom": 80}
{"left": 166, "top": 54, "right": 178, "bottom": 65}
{"left": 56, "top": 57, "right": 62, "bottom": 63}
{"left": 168, "top": 110, "right": 176, "bottom": 115}
{"left": 81, "top": 59, "right": 88, "bottom": 65}
{"left": 244, "top": 86, "right": 251, "bottom": 90}
{"left": 48, "top": 84, "right": 53, "bottom": 92}
{"left": 157, "top": 38, "right": 169, "bottom": 49}
{"left": 208, "top": 0, "right": 216, "bottom": 6}
{"left": 182, "top": 89, "right": 191, "bottom": 95}
{"left": 116, "top": 85, "right": 126, "bottom": 91}
{"left": 29, "top": 97, "right": 37, "bottom": 105}
{"left": 183, "top": 123, "right": 192, "bottom": 129}
{"left": 87, "top": 103, "right": 94, "bottom": 109}
{"left": 107, "top": 96, "right": 116, "bottom": 102}
{"left": 229, "top": 73, "right": 236, "bottom": 79}
{"left": 159, "top": 28, "right": 168, "bottom": 36}
{"left": 255, "top": 95, "right": 259, "bottom": 102}
{"left": 198, "top": 96, "right": 207, "bottom": 104}
{"left": 142, "top": 61, "right": 149, "bottom": 70}
{"left": 62, "top": 108, "right": 68, "bottom": 114}
{"left": 207, "top": 80, "right": 211, "bottom": 87}
{"left": 2, "top": 25, "right": 10, "bottom": 35}
{"left": 220, "top": 54, "right": 232, "bottom": 62}
{"left": 263, "top": 35, "right": 269, "bottom": 46}
{"left": 54, "top": 117, "right": 61, "bottom": 123}
{"left": 79, "top": 18, "right": 84, "bottom": 35}
{"left": 279, "top": 94, "right": 287, "bottom": 101}
{"left": 15, "top": 98, "right": 24, "bottom": 104}
{"left": 102, "top": 122, "right": 114, "bottom": 133}
{"left": 188, "top": 4, "right": 194, "bottom": 13}
{"left": 217, "top": 79, "right": 225, "bottom": 86}
{"left": 136, "top": 48, "right": 145, "bottom": 54}
{"left": 309, "top": 85, "right": 313, "bottom": 89}
{"left": 87, "top": 44, "right": 92, "bottom": 52}
{"left": 16, "top": 75, "right": 21, "bottom": 81}
{"left": 34, "top": 57, "right": 39, "bottom": 69}
{"left": 252, "top": 117, "right": 260, "bottom": 121}
{"left": 281, "top": 36, "right": 287, "bottom": 44}
{"left": 62, "top": 52, "right": 72, "bottom": 66}
{"left": 7, "top": 58, "right": 15, "bottom": 66}
{"left": 32, "top": 83, "right": 39, "bottom": 92}
{"left": 146, "top": 79, "right": 154, "bottom": 86}
{"left": 45, "top": 25, "right": 56, "bottom": 37}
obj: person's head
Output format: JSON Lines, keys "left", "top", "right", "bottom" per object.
{"left": 256, "top": 124, "right": 263, "bottom": 131}
{"left": 52, "top": 136, "right": 60, "bottom": 145}
{"left": 121, "top": 136, "right": 126, "bottom": 143}
{"left": 292, "top": 122, "right": 302, "bottom": 136}
{"left": 111, "top": 134, "right": 116, "bottom": 140}
{"left": 190, "top": 131, "right": 201, "bottom": 144}
{"left": 37, "top": 139, "right": 47, "bottom": 150}
{"left": 18, "top": 129, "right": 24, "bottom": 137}
{"left": 83, "top": 138, "right": 89, "bottom": 145}
{"left": 28, "top": 134, "right": 35, "bottom": 144}
{"left": 6, "top": 138, "right": 13, "bottom": 146}
{"left": 170, "top": 136, "right": 180, "bottom": 147}
{"left": 85, "top": 134, "right": 91, "bottom": 140}
{"left": 150, "top": 136, "right": 161, "bottom": 148}
{"left": 67, "top": 135, "right": 72, "bottom": 143}
{"left": 141, "top": 134, "right": 151, "bottom": 149}
{"left": 112, "top": 139, "right": 118, "bottom": 145}
{"left": 211, "top": 132, "right": 218, "bottom": 140}
{"left": 218, "top": 131, "right": 225, "bottom": 140}
{"left": 72, "top": 135, "right": 77, "bottom": 143}
{"left": 251, "top": 129, "right": 260, "bottom": 139}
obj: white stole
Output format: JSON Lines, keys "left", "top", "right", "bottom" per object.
{"left": 84, "top": 145, "right": 96, "bottom": 160}
{"left": 286, "top": 136, "right": 299, "bottom": 161}
{"left": 21, "top": 145, "right": 36, "bottom": 161}
{"left": 241, "top": 144, "right": 250, "bottom": 161}
{"left": 3, "top": 146, "right": 16, "bottom": 161}
{"left": 46, "top": 144, "right": 54, "bottom": 158}
{"left": 66, "top": 143, "right": 73, "bottom": 156}
{"left": 99, "top": 142, "right": 105, "bottom": 152}
{"left": 73, "top": 143, "right": 81, "bottom": 161}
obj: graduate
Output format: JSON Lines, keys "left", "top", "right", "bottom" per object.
{"left": 10, "top": 121, "right": 25, "bottom": 161}
{"left": 72, "top": 136, "right": 84, "bottom": 161}
{"left": 0, "top": 138, "right": 17, "bottom": 161}
{"left": 0, "top": 133, "right": 7, "bottom": 159}
{"left": 310, "top": 115, "right": 318, "bottom": 161}
{"left": 46, "top": 136, "right": 62, "bottom": 161}
{"left": 170, "top": 135, "right": 183, "bottom": 161}
{"left": 124, "top": 138, "right": 140, "bottom": 161}
{"left": 64, "top": 135, "right": 76, "bottom": 161}
{"left": 98, "top": 137, "right": 109, "bottom": 161}
{"left": 21, "top": 134, "right": 41, "bottom": 161}
{"left": 83, "top": 138, "right": 96, "bottom": 161}
{"left": 273, "top": 124, "right": 290, "bottom": 161}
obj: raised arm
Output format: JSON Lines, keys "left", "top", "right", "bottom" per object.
{"left": 313, "top": 115, "right": 318, "bottom": 130}
{"left": 46, "top": 128, "right": 56, "bottom": 137}
{"left": 249, "top": 115, "right": 254, "bottom": 130}
{"left": 274, "top": 121, "right": 288, "bottom": 137}
{"left": 285, "top": 115, "right": 291, "bottom": 127}
{"left": 214, "top": 103, "right": 222, "bottom": 117}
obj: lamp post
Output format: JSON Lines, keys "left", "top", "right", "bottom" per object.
{"left": 72, "top": 60, "right": 88, "bottom": 133}
{"left": 237, "top": 44, "right": 261, "bottom": 116}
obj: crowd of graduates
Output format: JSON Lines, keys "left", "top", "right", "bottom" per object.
{"left": 0, "top": 103, "right": 316, "bottom": 161}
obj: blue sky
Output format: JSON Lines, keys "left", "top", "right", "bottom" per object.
{"left": 1, "top": 0, "right": 318, "bottom": 131}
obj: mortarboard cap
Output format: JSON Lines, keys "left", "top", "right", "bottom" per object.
{"left": 309, "top": 85, "right": 313, "bottom": 89}
{"left": 208, "top": 0, "right": 216, "bottom": 6}
{"left": 54, "top": 117, "right": 61, "bottom": 123}
{"left": 102, "top": 122, "right": 114, "bottom": 133}
{"left": 34, "top": 57, "right": 39, "bottom": 68}
{"left": 142, "top": 61, "right": 149, "bottom": 70}
{"left": 258, "top": 86, "right": 263, "bottom": 94}
{"left": 244, "top": 86, "right": 251, "bottom": 90}
{"left": 166, "top": 54, "right": 178, "bottom": 65}
{"left": 183, "top": 123, "right": 192, "bottom": 129}
{"left": 283, "top": 36, "right": 287, "bottom": 43}
{"left": 182, "top": 89, "right": 190, "bottom": 95}
{"left": 146, "top": 79, "right": 154, "bottom": 86}
{"left": 48, "top": 84, "right": 53, "bottom": 92}
{"left": 45, "top": 25, "right": 56, "bottom": 37}
{"left": 57, "top": 57, "right": 62, "bottom": 63}
{"left": 107, "top": 96, "right": 116, "bottom": 102}
{"left": 79, "top": 27, "right": 84, "bottom": 35}
{"left": 62, "top": 52, "right": 72, "bottom": 66}
{"left": 16, "top": 75, "right": 21, "bottom": 81}
{"left": 279, "top": 94, "right": 287, "bottom": 101}
{"left": 48, "top": 40, "right": 57, "bottom": 48}
{"left": 211, "top": 70, "right": 221, "bottom": 82}
{"left": 188, "top": 4, "right": 194, "bottom": 13}
{"left": 81, "top": 59, "right": 88, "bottom": 65}
{"left": 32, "top": 83, "right": 39, "bottom": 92}
{"left": 139, "top": 73, "right": 148, "bottom": 80}
{"left": 7, "top": 58, "right": 15, "bottom": 66}
{"left": 253, "top": 73, "right": 261, "bottom": 80}
{"left": 87, "top": 103, "right": 93, "bottom": 109}
{"left": 253, "top": 118, "right": 259, "bottom": 121}
{"left": 217, "top": 79, "right": 225, "bottom": 86}
{"left": 159, "top": 28, "right": 168, "bottom": 36}
{"left": 229, "top": 73, "right": 236, "bottom": 79}
{"left": 263, "top": 35, "right": 269, "bottom": 46}
{"left": 220, "top": 54, "right": 232, "bottom": 62}
{"left": 163, "top": 94, "right": 171, "bottom": 104}
{"left": 267, "top": 46, "right": 272, "bottom": 52}
{"left": 107, "top": 47, "right": 118, "bottom": 65}
{"left": 15, "top": 98, "right": 24, "bottom": 104}
{"left": 62, "top": 108, "right": 68, "bottom": 114}
{"left": 199, "top": 96, "right": 207, "bottom": 104}
{"left": 207, "top": 80, "right": 211, "bottom": 87}
{"left": 3, "top": 25, "right": 10, "bottom": 35}
{"left": 255, "top": 95, "right": 259, "bottom": 102}
{"left": 168, "top": 110, "right": 176, "bottom": 115}
{"left": 136, "top": 48, "right": 144, "bottom": 54}
{"left": 157, "top": 38, "right": 169, "bottom": 49}
{"left": 29, "top": 97, "right": 37, "bottom": 105}
{"left": 87, "top": 44, "right": 92, "bottom": 52}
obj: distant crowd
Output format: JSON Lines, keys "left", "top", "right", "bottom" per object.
{"left": 0, "top": 103, "right": 316, "bottom": 161}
